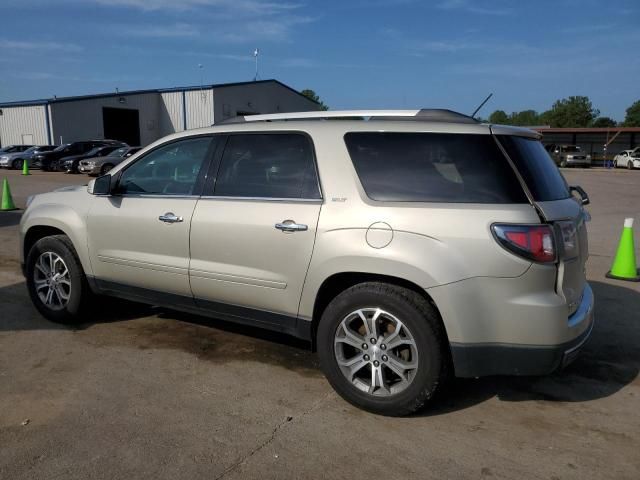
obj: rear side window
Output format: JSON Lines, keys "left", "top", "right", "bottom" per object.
{"left": 344, "top": 132, "right": 527, "bottom": 203}
{"left": 497, "top": 136, "right": 570, "bottom": 202}
{"left": 214, "top": 133, "right": 320, "bottom": 199}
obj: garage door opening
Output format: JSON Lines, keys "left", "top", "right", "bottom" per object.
{"left": 103, "top": 107, "right": 140, "bottom": 146}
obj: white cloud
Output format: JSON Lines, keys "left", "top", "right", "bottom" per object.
{"left": 116, "top": 23, "right": 199, "bottom": 38}
{"left": 437, "top": 0, "right": 512, "bottom": 15}
{"left": 91, "top": 0, "right": 301, "bottom": 14}
{"left": 0, "top": 39, "right": 83, "bottom": 52}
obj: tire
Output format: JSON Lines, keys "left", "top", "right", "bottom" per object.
{"left": 101, "top": 163, "right": 114, "bottom": 175}
{"left": 25, "top": 235, "right": 94, "bottom": 324}
{"left": 317, "top": 282, "right": 448, "bottom": 416}
{"left": 11, "top": 159, "right": 24, "bottom": 170}
{"left": 560, "top": 159, "right": 567, "bottom": 168}
{"left": 629, "top": 161, "right": 634, "bottom": 170}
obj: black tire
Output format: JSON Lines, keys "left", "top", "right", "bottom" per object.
{"left": 560, "top": 159, "right": 567, "bottom": 168}
{"left": 101, "top": 163, "right": 114, "bottom": 175}
{"left": 25, "top": 235, "right": 94, "bottom": 324}
{"left": 11, "top": 159, "right": 24, "bottom": 170}
{"left": 317, "top": 282, "right": 449, "bottom": 416}
{"left": 629, "top": 161, "right": 634, "bottom": 170}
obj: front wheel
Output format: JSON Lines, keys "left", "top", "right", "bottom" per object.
{"left": 629, "top": 161, "right": 634, "bottom": 170}
{"left": 26, "top": 235, "right": 94, "bottom": 324}
{"left": 11, "top": 159, "right": 24, "bottom": 170}
{"left": 317, "top": 282, "right": 448, "bottom": 416}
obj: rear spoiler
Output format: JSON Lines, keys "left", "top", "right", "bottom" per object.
{"left": 490, "top": 124, "right": 542, "bottom": 140}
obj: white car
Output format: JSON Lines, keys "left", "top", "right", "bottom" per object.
{"left": 614, "top": 148, "right": 640, "bottom": 169}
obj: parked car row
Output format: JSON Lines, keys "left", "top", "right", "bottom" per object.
{"left": 0, "top": 145, "right": 56, "bottom": 169}
{"left": 543, "top": 144, "right": 640, "bottom": 169}
{"left": 0, "top": 141, "right": 141, "bottom": 175}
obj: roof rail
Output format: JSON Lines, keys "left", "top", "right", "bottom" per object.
{"left": 222, "top": 109, "right": 479, "bottom": 124}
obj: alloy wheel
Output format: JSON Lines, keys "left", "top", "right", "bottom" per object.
{"left": 334, "top": 308, "right": 419, "bottom": 396}
{"left": 33, "top": 251, "right": 71, "bottom": 310}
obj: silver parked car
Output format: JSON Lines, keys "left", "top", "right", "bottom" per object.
{"left": 78, "top": 146, "right": 142, "bottom": 176}
{"left": 546, "top": 144, "right": 592, "bottom": 167}
{"left": 0, "top": 145, "right": 57, "bottom": 169}
{"left": 19, "top": 109, "right": 594, "bottom": 416}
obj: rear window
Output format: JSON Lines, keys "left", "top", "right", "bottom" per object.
{"left": 344, "top": 132, "right": 527, "bottom": 203}
{"left": 497, "top": 136, "right": 570, "bottom": 202}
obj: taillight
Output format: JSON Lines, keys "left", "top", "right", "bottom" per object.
{"left": 492, "top": 224, "right": 556, "bottom": 263}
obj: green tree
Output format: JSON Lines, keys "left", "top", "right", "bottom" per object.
{"left": 488, "top": 110, "right": 509, "bottom": 124}
{"left": 301, "top": 89, "right": 329, "bottom": 111}
{"left": 539, "top": 96, "right": 599, "bottom": 128}
{"left": 591, "top": 116, "right": 617, "bottom": 128}
{"left": 622, "top": 100, "right": 640, "bottom": 127}
{"left": 509, "top": 110, "right": 540, "bottom": 126}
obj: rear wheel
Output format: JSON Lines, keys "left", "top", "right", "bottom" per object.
{"left": 26, "top": 235, "right": 94, "bottom": 324}
{"left": 629, "top": 160, "right": 634, "bottom": 170}
{"left": 560, "top": 159, "right": 567, "bottom": 168}
{"left": 11, "top": 159, "right": 24, "bottom": 170}
{"left": 101, "top": 163, "right": 115, "bottom": 175}
{"left": 317, "top": 282, "right": 448, "bottom": 416}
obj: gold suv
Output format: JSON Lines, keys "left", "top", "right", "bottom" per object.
{"left": 20, "top": 110, "right": 594, "bottom": 415}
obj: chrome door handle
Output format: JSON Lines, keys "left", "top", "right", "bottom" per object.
{"left": 158, "top": 212, "right": 183, "bottom": 223}
{"left": 275, "top": 220, "right": 308, "bottom": 232}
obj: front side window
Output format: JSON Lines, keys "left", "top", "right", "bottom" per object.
{"left": 117, "top": 137, "right": 212, "bottom": 195}
{"left": 214, "top": 133, "right": 320, "bottom": 199}
{"left": 345, "top": 132, "right": 527, "bottom": 203}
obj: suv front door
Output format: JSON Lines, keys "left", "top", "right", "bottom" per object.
{"left": 189, "top": 132, "right": 322, "bottom": 333}
{"left": 87, "top": 135, "right": 216, "bottom": 303}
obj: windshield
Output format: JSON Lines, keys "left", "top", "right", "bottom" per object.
{"left": 54, "top": 144, "right": 71, "bottom": 152}
{"left": 561, "top": 146, "right": 581, "bottom": 152}
{"left": 86, "top": 147, "right": 105, "bottom": 156}
{"left": 23, "top": 146, "right": 38, "bottom": 154}
{"left": 109, "top": 147, "right": 128, "bottom": 157}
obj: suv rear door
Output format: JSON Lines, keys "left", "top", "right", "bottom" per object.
{"left": 495, "top": 131, "right": 589, "bottom": 316}
{"left": 188, "top": 132, "right": 321, "bottom": 332}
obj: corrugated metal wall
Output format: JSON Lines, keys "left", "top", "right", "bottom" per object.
{"left": 185, "top": 89, "right": 213, "bottom": 130}
{"left": 0, "top": 105, "right": 49, "bottom": 146}
{"left": 159, "top": 91, "right": 184, "bottom": 136}
{"left": 50, "top": 93, "right": 160, "bottom": 146}
{"left": 213, "top": 82, "right": 318, "bottom": 123}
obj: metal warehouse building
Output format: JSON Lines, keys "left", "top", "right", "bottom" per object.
{"left": 0, "top": 79, "right": 319, "bottom": 148}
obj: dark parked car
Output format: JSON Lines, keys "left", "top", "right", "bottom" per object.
{"left": 35, "top": 140, "right": 125, "bottom": 171}
{"left": 78, "top": 146, "right": 143, "bottom": 175}
{"left": 59, "top": 145, "right": 125, "bottom": 173}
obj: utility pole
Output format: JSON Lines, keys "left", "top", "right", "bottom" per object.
{"left": 253, "top": 48, "right": 260, "bottom": 81}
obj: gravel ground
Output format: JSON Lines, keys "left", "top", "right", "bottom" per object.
{"left": 0, "top": 168, "right": 638, "bottom": 479}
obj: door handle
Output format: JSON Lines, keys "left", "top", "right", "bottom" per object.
{"left": 275, "top": 220, "right": 308, "bottom": 232}
{"left": 158, "top": 212, "right": 183, "bottom": 223}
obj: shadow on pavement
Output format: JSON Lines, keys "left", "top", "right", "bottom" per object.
{"left": 0, "top": 211, "right": 22, "bottom": 227}
{"left": 424, "top": 280, "right": 639, "bottom": 416}
{"left": 2, "top": 279, "right": 637, "bottom": 409}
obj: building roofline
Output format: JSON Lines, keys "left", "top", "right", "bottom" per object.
{"left": 0, "top": 79, "right": 318, "bottom": 108}
{"left": 533, "top": 126, "right": 640, "bottom": 133}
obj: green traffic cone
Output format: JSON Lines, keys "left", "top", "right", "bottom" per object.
{"left": 606, "top": 218, "right": 640, "bottom": 282}
{"left": 22, "top": 158, "right": 30, "bottom": 175}
{"left": 1, "top": 178, "right": 18, "bottom": 211}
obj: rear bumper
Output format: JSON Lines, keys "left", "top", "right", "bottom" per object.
{"left": 450, "top": 283, "right": 595, "bottom": 377}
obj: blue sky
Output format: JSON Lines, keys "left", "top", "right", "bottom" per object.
{"left": 0, "top": 0, "right": 638, "bottom": 120}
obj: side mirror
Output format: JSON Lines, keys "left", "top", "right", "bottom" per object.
{"left": 89, "top": 174, "right": 112, "bottom": 195}
{"left": 570, "top": 185, "right": 590, "bottom": 206}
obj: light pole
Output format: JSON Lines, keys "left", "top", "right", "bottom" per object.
{"left": 253, "top": 48, "right": 259, "bottom": 81}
